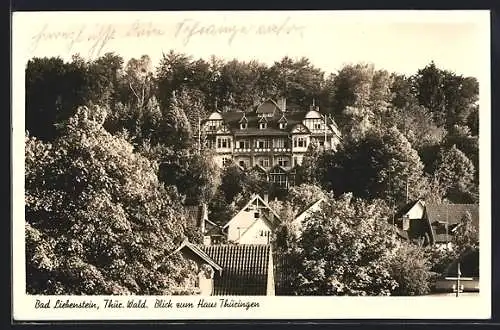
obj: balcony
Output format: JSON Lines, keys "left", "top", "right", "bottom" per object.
{"left": 234, "top": 148, "right": 252, "bottom": 153}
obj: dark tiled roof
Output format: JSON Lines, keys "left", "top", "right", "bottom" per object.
{"left": 176, "top": 242, "right": 223, "bottom": 273}
{"left": 426, "top": 204, "right": 479, "bottom": 244}
{"left": 202, "top": 244, "right": 271, "bottom": 295}
{"left": 426, "top": 204, "right": 479, "bottom": 227}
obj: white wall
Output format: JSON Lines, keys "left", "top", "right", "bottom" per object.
{"left": 227, "top": 210, "right": 260, "bottom": 242}
{"left": 238, "top": 218, "right": 273, "bottom": 245}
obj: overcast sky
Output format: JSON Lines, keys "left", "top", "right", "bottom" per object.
{"left": 13, "top": 10, "right": 489, "bottom": 78}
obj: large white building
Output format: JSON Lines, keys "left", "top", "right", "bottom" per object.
{"left": 201, "top": 97, "right": 342, "bottom": 189}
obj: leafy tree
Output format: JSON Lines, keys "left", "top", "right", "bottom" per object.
{"left": 122, "top": 55, "right": 155, "bottom": 108}
{"left": 414, "top": 62, "right": 479, "bottom": 129}
{"left": 320, "top": 127, "right": 428, "bottom": 206}
{"left": 291, "top": 194, "right": 399, "bottom": 295}
{"left": 452, "top": 211, "right": 479, "bottom": 256}
{"left": 287, "top": 183, "right": 327, "bottom": 214}
{"left": 159, "top": 92, "right": 194, "bottom": 150}
{"left": 414, "top": 62, "right": 447, "bottom": 126}
{"left": 158, "top": 148, "right": 220, "bottom": 206}
{"left": 434, "top": 145, "right": 476, "bottom": 203}
{"left": 295, "top": 143, "right": 322, "bottom": 185}
{"left": 444, "top": 125, "right": 479, "bottom": 182}
{"left": 25, "top": 105, "right": 198, "bottom": 295}
{"left": 388, "top": 243, "right": 432, "bottom": 296}
{"left": 389, "top": 104, "right": 446, "bottom": 151}
{"left": 268, "top": 57, "right": 325, "bottom": 107}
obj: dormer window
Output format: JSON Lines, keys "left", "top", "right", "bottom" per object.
{"left": 279, "top": 122, "right": 287, "bottom": 129}
{"left": 259, "top": 122, "right": 267, "bottom": 129}
{"left": 240, "top": 123, "right": 247, "bottom": 129}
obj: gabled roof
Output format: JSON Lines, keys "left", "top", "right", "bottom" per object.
{"left": 426, "top": 204, "right": 479, "bottom": 227}
{"left": 425, "top": 204, "right": 479, "bottom": 244}
{"left": 236, "top": 212, "right": 274, "bottom": 243}
{"left": 269, "top": 165, "right": 288, "bottom": 174}
{"left": 202, "top": 244, "right": 272, "bottom": 295}
{"left": 394, "top": 200, "right": 423, "bottom": 220}
{"left": 239, "top": 113, "right": 248, "bottom": 123}
{"left": 223, "top": 194, "right": 281, "bottom": 229}
{"left": 251, "top": 164, "right": 268, "bottom": 173}
{"left": 175, "top": 241, "right": 223, "bottom": 274}
{"left": 294, "top": 198, "right": 324, "bottom": 223}
{"left": 255, "top": 99, "right": 279, "bottom": 115}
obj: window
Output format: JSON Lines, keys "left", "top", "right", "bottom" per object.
{"left": 277, "top": 157, "right": 289, "bottom": 167}
{"left": 294, "top": 137, "right": 306, "bottom": 148}
{"left": 238, "top": 140, "right": 249, "bottom": 149}
{"left": 240, "top": 123, "right": 247, "bottom": 129}
{"left": 279, "top": 122, "right": 287, "bottom": 129}
{"left": 293, "top": 157, "right": 298, "bottom": 166}
{"left": 259, "top": 158, "right": 270, "bottom": 167}
{"left": 319, "top": 140, "right": 325, "bottom": 146}
{"left": 239, "top": 160, "right": 245, "bottom": 167}
{"left": 206, "top": 139, "right": 216, "bottom": 149}
{"left": 270, "top": 174, "right": 288, "bottom": 187}
{"left": 259, "top": 122, "right": 267, "bottom": 129}
{"left": 314, "top": 123, "right": 322, "bottom": 130}
{"left": 217, "top": 138, "right": 231, "bottom": 148}
{"left": 257, "top": 139, "right": 269, "bottom": 149}
{"left": 254, "top": 212, "right": 260, "bottom": 219}
{"left": 274, "top": 139, "right": 286, "bottom": 148}
{"left": 222, "top": 157, "right": 231, "bottom": 166}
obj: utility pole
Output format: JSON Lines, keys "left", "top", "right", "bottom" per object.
{"left": 198, "top": 114, "right": 202, "bottom": 153}
{"left": 445, "top": 262, "right": 473, "bottom": 297}
{"left": 406, "top": 177, "right": 409, "bottom": 204}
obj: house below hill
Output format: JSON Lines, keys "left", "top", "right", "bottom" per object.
{"left": 176, "top": 241, "right": 275, "bottom": 296}
{"left": 393, "top": 200, "right": 479, "bottom": 247}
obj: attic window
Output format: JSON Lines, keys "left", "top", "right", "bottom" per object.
{"left": 279, "top": 122, "right": 286, "bottom": 129}
{"left": 254, "top": 212, "right": 260, "bottom": 219}
{"left": 259, "top": 122, "right": 267, "bottom": 129}
{"left": 240, "top": 123, "right": 247, "bottom": 129}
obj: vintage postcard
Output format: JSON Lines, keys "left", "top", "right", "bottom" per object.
{"left": 12, "top": 10, "right": 491, "bottom": 321}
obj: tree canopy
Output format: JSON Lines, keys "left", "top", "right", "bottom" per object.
{"left": 25, "top": 105, "right": 198, "bottom": 295}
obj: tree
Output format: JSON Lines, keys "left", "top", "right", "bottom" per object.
{"left": 295, "top": 143, "right": 322, "bottom": 185}
{"left": 25, "top": 105, "right": 198, "bottom": 295}
{"left": 388, "top": 243, "right": 432, "bottom": 296}
{"left": 158, "top": 148, "right": 221, "bottom": 206}
{"left": 287, "top": 183, "right": 327, "bottom": 214}
{"left": 320, "top": 127, "right": 428, "bottom": 206}
{"left": 123, "top": 55, "right": 155, "bottom": 108}
{"left": 291, "top": 194, "right": 399, "bottom": 295}
{"left": 434, "top": 145, "right": 476, "bottom": 203}
{"left": 159, "top": 92, "right": 194, "bottom": 150}
{"left": 452, "top": 211, "right": 479, "bottom": 256}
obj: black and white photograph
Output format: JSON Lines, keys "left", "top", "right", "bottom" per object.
{"left": 12, "top": 10, "right": 491, "bottom": 320}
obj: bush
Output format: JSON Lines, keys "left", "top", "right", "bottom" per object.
{"left": 389, "top": 243, "right": 432, "bottom": 296}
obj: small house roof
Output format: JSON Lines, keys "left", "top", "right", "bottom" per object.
{"left": 222, "top": 194, "right": 281, "bottom": 229}
{"left": 175, "top": 241, "right": 223, "bottom": 274}
{"left": 202, "top": 244, "right": 272, "bottom": 295}
{"left": 425, "top": 204, "right": 479, "bottom": 227}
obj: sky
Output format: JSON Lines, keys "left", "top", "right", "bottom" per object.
{"left": 13, "top": 10, "right": 490, "bottom": 79}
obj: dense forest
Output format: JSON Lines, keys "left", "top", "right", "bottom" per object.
{"left": 25, "top": 50, "right": 479, "bottom": 295}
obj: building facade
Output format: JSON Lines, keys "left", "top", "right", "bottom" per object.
{"left": 201, "top": 98, "right": 342, "bottom": 189}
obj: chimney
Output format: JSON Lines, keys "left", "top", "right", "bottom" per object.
{"left": 263, "top": 193, "right": 269, "bottom": 203}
